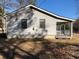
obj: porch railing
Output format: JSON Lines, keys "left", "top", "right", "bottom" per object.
{"left": 56, "top": 30, "right": 71, "bottom": 36}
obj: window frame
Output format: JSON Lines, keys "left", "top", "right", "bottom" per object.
{"left": 40, "top": 19, "right": 45, "bottom": 29}
{"left": 21, "top": 19, "right": 27, "bottom": 29}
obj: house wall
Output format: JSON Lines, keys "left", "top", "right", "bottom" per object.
{"left": 6, "top": 7, "right": 67, "bottom": 39}
{"left": 32, "top": 9, "right": 67, "bottom": 39}
{"left": 0, "top": 16, "right": 6, "bottom": 33}
{"left": 3, "top": 17, "right": 6, "bottom": 33}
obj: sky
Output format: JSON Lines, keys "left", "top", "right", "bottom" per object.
{"left": 37, "top": 0, "right": 77, "bottom": 19}
{"left": 7, "top": 0, "right": 77, "bottom": 19}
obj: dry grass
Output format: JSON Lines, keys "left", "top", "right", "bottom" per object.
{"left": 17, "top": 40, "right": 44, "bottom": 55}
{"left": 0, "top": 55, "right": 5, "bottom": 59}
{"left": 0, "top": 34, "right": 79, "bottom": 59}
{"left": 47, "top": 34, "right": 79, "bottom": 45}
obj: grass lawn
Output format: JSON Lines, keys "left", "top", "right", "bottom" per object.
{"left": 46, "top": 34, "right": 79, "bottom": 45}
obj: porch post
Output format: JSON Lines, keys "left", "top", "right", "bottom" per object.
{"left": 64, "top": 24, "right": 65, "bottom": 35}
{"left": 60, "top": 24, "right": 62, "bottom": 35}
{"left": 70, "top": 22, "right": 73, "bottom": 37}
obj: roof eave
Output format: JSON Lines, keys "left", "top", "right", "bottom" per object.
{"left": 28, "top": 5, "right": 75, "bottom": 22}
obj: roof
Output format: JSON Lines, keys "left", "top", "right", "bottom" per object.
{"left": 28, "top": 5, "right": 75, "bottom": 22}
{"left": 7, "top": 5, "right": 75, "bottom": 22}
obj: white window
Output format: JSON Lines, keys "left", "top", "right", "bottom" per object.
{"left": 40, "top": 19, "right": 45, "bottom": 29}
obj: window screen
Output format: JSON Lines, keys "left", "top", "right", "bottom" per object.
{"left": 40, "top": 19, "right": 45, "bottom": 29}
{"left": 21, "top": 19, "right": 27, "bottom": 29}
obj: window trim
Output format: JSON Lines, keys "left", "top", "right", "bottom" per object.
{"left": 40, "top": 19, "right": 45, "bottom": 29}
{"left": 21, "top": 19, "right": 27, "bottom": 29}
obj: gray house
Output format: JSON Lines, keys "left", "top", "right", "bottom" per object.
{"left": 6, "top": 5, "right": 75, "bottom": 39}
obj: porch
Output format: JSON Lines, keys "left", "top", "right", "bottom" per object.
{"left": 56, "top": 22, "right": 73, "bottom": 39}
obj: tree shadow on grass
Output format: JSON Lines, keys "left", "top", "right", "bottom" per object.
{"left": 0, "top": 38, "right": 40, "bottom": 59}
